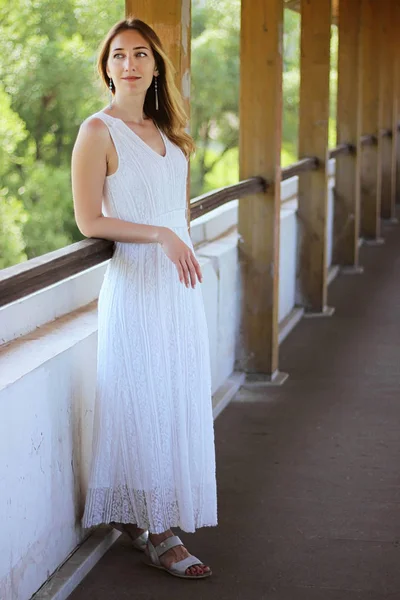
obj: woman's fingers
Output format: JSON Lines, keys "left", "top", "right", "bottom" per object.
{"left": 176, "top": 261, "right": 184, "bottom": 284}
{"left": 186, "top": 255, "right": 198, "bottom": 288}
{"left": 178, "top": 253, "right": 202, "bottom": 287}
{"left": 179, "top": 258, "right": 190, "bottom": 287}
{"left": 191, "top": 255, "right": 203, "bottom": 283}
{"left": 181, "top": 259, "right": 190, "bottom": 287}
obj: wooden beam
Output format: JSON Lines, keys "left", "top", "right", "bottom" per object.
{"left": 334, "top": 0, "right": 362, "bottom": 268}
{"left": 125, "top": 0, "right": 192, "bottom": 228}
{"left": 359, "top": 0, "right": 383, "bottom": 240}
{"left": 238, "top": 0, "right": 284, "bottom": 378}
{"left": 380, "top": 0, "right": 396, "bottom": 220}
{"left": 297, "top": 0, "right": 332, "bottom": 313}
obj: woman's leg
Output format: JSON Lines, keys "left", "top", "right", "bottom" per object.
{"left": 147, "top": 530, "right": 211, "bottom": 577}
{"left": 111, "top": 522, "right": 147, "bottom": 540}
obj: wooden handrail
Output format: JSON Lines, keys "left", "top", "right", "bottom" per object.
{"left": 381, "top": 128, "right": 393, "bottom": 138}
{"left": 281, "top": 157, "right": 319, "bottom": 180}
{"left": 329, "top": 143, "right": 354, "bottom": 159}
{"left": 0, "top": 239, "right": 114, "bottom": 308}
{"left": 190, "top": 177, "right": 267, "bottom": 220}
{"left": 0, "top": 177, "right": 267, "bottom": 308}
{"left": 360, "top": 134, "right": 378, "bottom": 146}
{"left": 0, "top": 128, "right": 393, "bottom": 308}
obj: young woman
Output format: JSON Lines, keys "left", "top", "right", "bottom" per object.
{"left": 71, "top": 17, "right": 217, "bottom": 580}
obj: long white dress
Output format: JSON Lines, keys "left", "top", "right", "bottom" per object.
{"left": 82, "top": 111, "right": 218, "bottom": 534}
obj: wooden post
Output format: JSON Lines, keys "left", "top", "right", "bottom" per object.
{"left": 397, "top": 38, "right": 400, "bottom": 205}
{"left": 396, "top": 1, "right": 400, "bottom": 206}
{"left": 298, "top": 0, "right": 333, "bottom": 314}
{"left": 393, "top": 2, "right": 400, "bottom": 208}
{"left": 238, "top": 0, "right": 286, "bottom": 382}
{"left": 125, "top": 0, "right": 192, "bottom": 228}
{"left": 359, "top": 0, "right": 383, "bottom": 242}
{"left": 334, "top": 0, "right": 363, "bottom": 271}
{"left": 380, "top": 0, "right": 396, "bottom": 221}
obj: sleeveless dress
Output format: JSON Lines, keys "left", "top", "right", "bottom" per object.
{"left": 81, "top": 111, "right": 217, "bottom": 534}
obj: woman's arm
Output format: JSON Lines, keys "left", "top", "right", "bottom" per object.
{"left": 71, "top": 117, "right": 163, "bottom": 244}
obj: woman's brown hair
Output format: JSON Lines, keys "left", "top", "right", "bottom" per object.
{"left": 97, "top": 17, "right": 195, "bottom": 158}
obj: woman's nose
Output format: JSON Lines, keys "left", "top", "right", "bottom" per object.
{"left": 124, "top": 57, "right": 137, "bottom": 71}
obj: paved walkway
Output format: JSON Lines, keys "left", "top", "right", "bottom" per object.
{"left": 70, "top": 218, "right": 400, "bottom": 600}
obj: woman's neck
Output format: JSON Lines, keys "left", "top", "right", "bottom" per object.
{"left": 108, "top": 97, "right": 147, "bottom": 124}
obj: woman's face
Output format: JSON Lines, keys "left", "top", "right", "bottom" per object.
{"left": 106, "top": 29, "right": 158, "bottom": 97}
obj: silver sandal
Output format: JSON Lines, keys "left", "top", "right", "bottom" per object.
{"left": 110, "top": 522, "right": 149, "bottom": 552}
{"left": 143, "top": 534, "right": 212, "bottom": 579}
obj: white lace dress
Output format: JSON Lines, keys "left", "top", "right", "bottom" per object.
{"left": 82, "top": 111, "right": 217, "bottom": 534}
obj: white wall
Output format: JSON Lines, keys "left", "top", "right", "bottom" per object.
{"left": 0, "top": 165, "right": 336, "bottom": 600}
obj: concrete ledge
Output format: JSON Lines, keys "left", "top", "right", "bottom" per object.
{"left": 278, "top": 306, "right": 304, "bottom": 345}
{"left": 328, "top": 264, "right": 340, "bottom": 286}
{"left": 32, "top": 527, "right": 120, "bottom": 600}
{"left": 212, "top": 371, "right": 246, "bottom": 419}
{"left": 0, "top": 264, "right": 107, "bottom": 346}
{"left": 0, "top": 301, "right": 98, "bottom": 392}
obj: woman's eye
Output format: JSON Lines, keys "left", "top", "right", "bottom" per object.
{"left": 114, "top": 54, "right": 124, "bottom": 59}
{"left": 137, "top": 52, "right": 147, "bottom": 57}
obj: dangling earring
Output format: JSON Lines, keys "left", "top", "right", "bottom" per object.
{"left": 109, "top": 78, "right": 113, "bottom": 107}
{"left": 154, "top": 76, "right": 159, "bottom": 111}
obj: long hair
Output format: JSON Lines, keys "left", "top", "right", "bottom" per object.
{"left": 97, "top": 17, "right": 195, "bottom": 158}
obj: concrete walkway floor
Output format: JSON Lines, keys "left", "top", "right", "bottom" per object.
{"left": 70, "top": 219, "right": 400, "bottom": 600}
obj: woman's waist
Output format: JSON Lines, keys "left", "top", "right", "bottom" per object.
{"left": 148, "top": 207, "right": 188, "bottom": 229}
{"left": 104, "top": 207, "right": 188, "bottom": 229}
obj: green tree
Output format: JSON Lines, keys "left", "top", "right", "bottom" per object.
{"left": 0, "top": 0, "right": 124, "bottom": 265}
{"left": 0, "top": 86, "right": 29, "bottom": 267}
{"left": 190, "top": 0, "right": 240, "bottom": 197}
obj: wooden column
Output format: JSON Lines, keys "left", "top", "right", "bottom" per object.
{"left": 297, "top": 0, "right": 332, "bottom": 314}
{"left": 393, "top": 2, "right": 400, "bottom": 207}
{"left": 380, "top": 0, "right": 396, "bottom": 221}
{"left": 125, "top": 0, "right": 192, "bottom": 227}
{"left": 359, "top": 0, "right": 383, "bottom": 241}
{"left": 238, "top": 0, "right": 285, "bottom": 381}
{"left": 333, "top": 0, "right": 363, "bottom": 270}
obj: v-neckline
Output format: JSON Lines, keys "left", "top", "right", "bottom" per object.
{"left": 102, "top": 112, "right": 167, "bottom": 159}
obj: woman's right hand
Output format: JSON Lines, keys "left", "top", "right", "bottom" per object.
{"left": 157, "top": 227, "right": 203, "bottom": 288}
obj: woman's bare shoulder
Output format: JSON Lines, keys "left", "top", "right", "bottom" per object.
{"left": 79, "top": 113, "right": 110, "bottom": 142}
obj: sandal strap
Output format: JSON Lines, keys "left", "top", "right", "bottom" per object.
{"left": 169, "top": 555, "right": 203, "bottom": 574}
{"left": 154, "top": 535, "right": 183, "bottom": 558}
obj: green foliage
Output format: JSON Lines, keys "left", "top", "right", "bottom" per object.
{"left": 0, "top": 194, "right": 28, "bottom": 269}
{"left": 0, "top": 85, "right": 30, "bottom": 266}
{"left": 190, "top": 0, "right": 240, "bottom": 198}
{"left": 0, "top": 0, "right": 124, "bottom": 267}
{"left": 330, "top": 27, "right": 338, "bottom": 148}
{"left": 21, "top": 163, "right": 80, "bottom": 258}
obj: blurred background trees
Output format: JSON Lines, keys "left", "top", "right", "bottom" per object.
{"left": 0, "top": 0, "right": 338, "bottom": 268}
{"left": 0, "top": 0, "right": 122, "bottom": 266}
